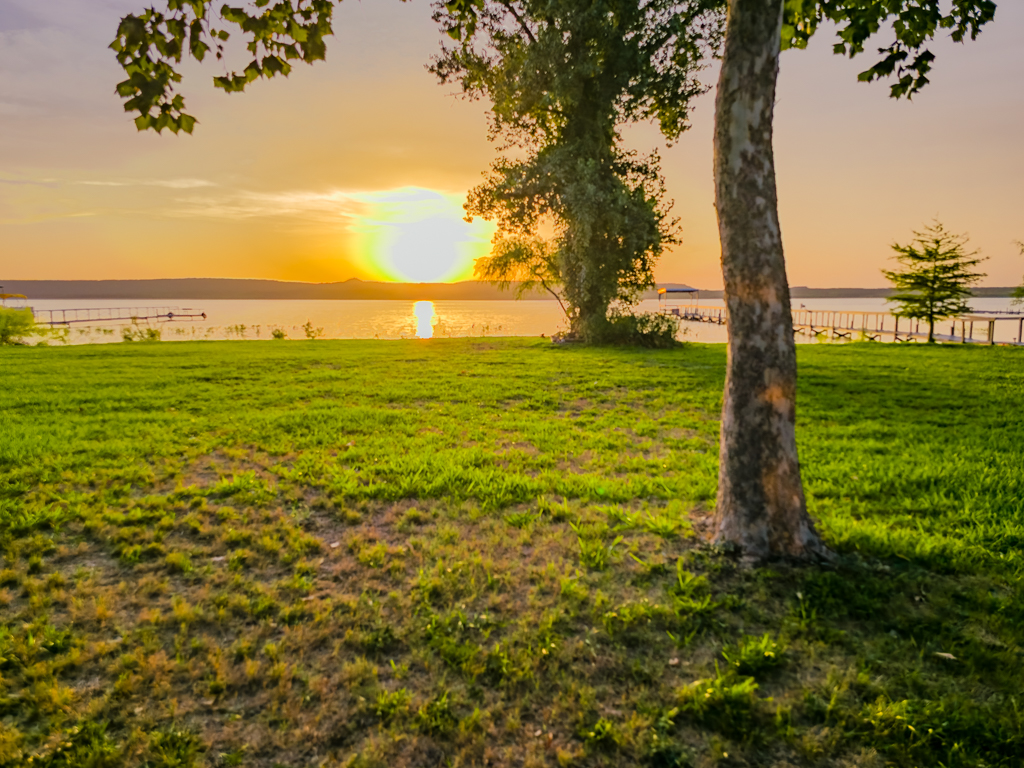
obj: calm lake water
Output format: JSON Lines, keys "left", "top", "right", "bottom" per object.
{"left": 25, "top": 296, "right": 1024, "bottom": 345}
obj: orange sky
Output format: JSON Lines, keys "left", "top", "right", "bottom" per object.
{"left": 1, "top": 0, "right": 1022, "bottom": 289}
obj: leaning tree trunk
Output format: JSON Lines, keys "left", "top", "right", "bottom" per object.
{"left": 711, "top": 0, "right": 829, "bottom": 562}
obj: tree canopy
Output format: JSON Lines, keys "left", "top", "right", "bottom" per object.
{"left": 429, "top": 0, "right": 722, "bottom": 342}
{"left": 431, "top": 0, "right": 723, "bottom": 145}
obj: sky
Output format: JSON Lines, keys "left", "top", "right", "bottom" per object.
{"left": 1, "top": 0, "right": 1022, "bottom": 289}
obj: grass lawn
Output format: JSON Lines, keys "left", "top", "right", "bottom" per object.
{"left": 1, "top": 338, "right": 1022, "bottom": 768}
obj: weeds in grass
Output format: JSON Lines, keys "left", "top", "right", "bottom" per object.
{"left": 603, "top": 599, "right": 674, "bottom": 640}
{"left": 504, "top": 511, "right": 538, "bottom": 529}
{"left": 32, "top": 721, "right": 120, "bottom": 767}
{"left": 677, "top": 664, "right": 762, "bottom": 738}
{"left": 375, "top": 688, "right": 411, "bottom": 723}
{"left": 576, "top": 534, "right": 623, "bottom": 570}
{"left": 643, "top": 510, "right": 683, "bottom": 539}
{"left": 355, "top": 542, "right": 388, "bottom": 568}
{"left": 144, "top": 727, "right": 204, "bottom": 767}
{"left": 415, "top": 692, "right": 457, "bottom": 736}
{"left": 164, "top": 552, "right": 192, "bottom": 574}
{"left": 570, "top": 518, "right": 623, "bottom": 571}
{"left": 538, "top": 496, "right": 573, "bottom": 522}
{"left": 720, "top": 633, "right": 784, "bottom": 677}
{"left": 582, "top": 717, "right": 621, "bottom": 750}
{"left": 397, "top": 507, "right": 430, "bottom": 532}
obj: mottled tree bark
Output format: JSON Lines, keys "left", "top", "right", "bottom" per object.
{"left": 712, "top": 0, "right": 829, "bottom": 562}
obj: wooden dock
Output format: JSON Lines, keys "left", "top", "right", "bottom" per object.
{"left": 33, "top": 306, "right": 207, "bottom": 326}
{"left": 666, "top": 306, "right": 1024, "bottom": 346}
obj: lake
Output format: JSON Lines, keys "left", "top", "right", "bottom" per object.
{"left": 24, "top": 296, "right": 1024, "bottom": 345}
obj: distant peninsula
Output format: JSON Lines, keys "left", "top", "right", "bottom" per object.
{"left": 1, "top": 278, "right": 1018, "bottom": 301}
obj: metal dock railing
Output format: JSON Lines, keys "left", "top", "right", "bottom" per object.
{"left": 32, "top": 306, "right": 207, "bottom": 326}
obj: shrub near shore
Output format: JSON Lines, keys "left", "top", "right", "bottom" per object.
{"left": 0, "top": 308, "right": 38, "bottom": 346}
{"left": 0, "top": 339, "right": 1022, "bottom": 767}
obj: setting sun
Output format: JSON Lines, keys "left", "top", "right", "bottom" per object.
{"left": 351, "top": 188, "right": 496, "bottom": 282}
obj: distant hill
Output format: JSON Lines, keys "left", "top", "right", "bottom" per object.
{"left": 1, "top": 278, "right": 1018, "bottom": 301}
{"left": 2, "top": 278, "right": 536, "bottom": 301}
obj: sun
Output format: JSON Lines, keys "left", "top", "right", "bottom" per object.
{"left": 351, "top": 188, "right": 495, "bottom": 282}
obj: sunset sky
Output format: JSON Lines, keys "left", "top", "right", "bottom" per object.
{"left": 1, "top": 0, "right": 1022, "bottom": 289}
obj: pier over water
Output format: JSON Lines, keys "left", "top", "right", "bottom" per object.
{"left": 658, "top": 289, "right": 1024, "bottom": 346}
{"left": 32, "top": 306, "right": 207, "bottom": 326}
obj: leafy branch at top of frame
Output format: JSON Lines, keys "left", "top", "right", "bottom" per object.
{"left": 112, "top": 0, "right": 998, "bottom": 134}
{"left": 781, "top": 0, "right": 997, "bottom": 99}
{"left": 445, "top": 0, "right": 998, "bottom": 104}
{"left": 110, "top": 0, "right": 338, "bottom": 133}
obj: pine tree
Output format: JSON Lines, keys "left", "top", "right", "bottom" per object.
{"left": 1013, "top": 241, "right": 1024, "bottom": 307}
{"left": 883, "top": 222, "right": 987, "bottom": 343}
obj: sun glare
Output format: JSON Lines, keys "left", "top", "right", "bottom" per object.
{"left": 351, "top": 188, "right": 495, "bottom": 282}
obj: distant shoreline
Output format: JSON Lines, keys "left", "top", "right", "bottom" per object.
{"left": 2, "top": 278, "right": 1018, "bottom": 301}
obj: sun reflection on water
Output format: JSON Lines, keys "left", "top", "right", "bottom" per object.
{"left": 413, "top": 301, "right": 436, "bottom": 339}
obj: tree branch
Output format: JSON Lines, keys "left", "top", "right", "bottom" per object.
{"left": 497, "top": 0, "right": 536, "bottom": 44}
{"left": 538, "top": 277, "right": 569, "bottom": 319}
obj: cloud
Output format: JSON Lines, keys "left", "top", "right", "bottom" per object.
{"left": 168, "top": 194, "right": 349, "bottom": 223}
{"left": 165, "top": 185, "right": 476, "bottom": 222}
{"left": 166, "top": 188, "right": 377, "bottom": 223}
{"left": 0, "top": 176, "right": 57, "bottom": 186}
{"left": 77, "top": 179, "right": 217, "bottom": 189}
{"left": 0, "top": 100, "right": 37, "bottom": 117}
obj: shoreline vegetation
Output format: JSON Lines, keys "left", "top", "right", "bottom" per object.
{"left": 4, "top": 278, "right": 1021, "bottom": 302}
{"left": 1, "top": 339, "right": 1022, "bottom": 767}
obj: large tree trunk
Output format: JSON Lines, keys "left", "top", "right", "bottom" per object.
{"left": 712, "top": 0, "right": 829, "bottom": 562}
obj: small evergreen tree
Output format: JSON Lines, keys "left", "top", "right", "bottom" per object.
{"left": 882, "top": 221, "right": 987, "bottom": 343}
{"left": 1013, "top": 241, "right": 1024, "bottom": 306}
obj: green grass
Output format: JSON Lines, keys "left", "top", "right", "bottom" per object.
{"left": 0, "top": 338, "right": 1022, "bottom": 768}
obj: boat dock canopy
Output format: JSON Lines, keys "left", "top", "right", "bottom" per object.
{"left": 0, "top": 293, "right": 29, "bottom": 309}
{"left": 658, "top": 287, "right": 698, "bottom": 295}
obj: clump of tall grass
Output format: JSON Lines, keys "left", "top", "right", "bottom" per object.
{"left": 121, "top": 325, "right": 162, "bottom": 342}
